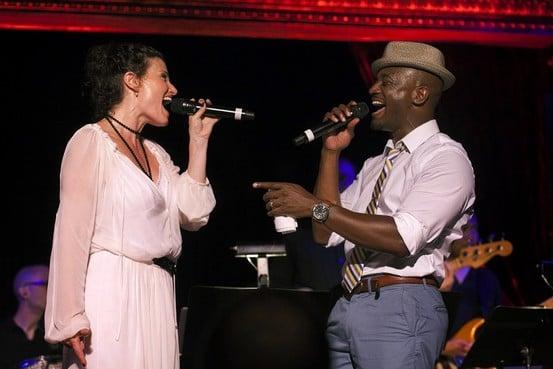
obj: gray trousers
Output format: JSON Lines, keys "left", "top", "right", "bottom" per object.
{"left": 327, "top": 283, "right": 448, "bottom": 369}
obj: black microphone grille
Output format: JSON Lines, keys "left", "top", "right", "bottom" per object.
{"left": 167, "top": 98, "right": 195, "bottom": 115}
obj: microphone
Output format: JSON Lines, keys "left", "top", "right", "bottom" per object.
{"left": 166, "top": 98, "right": 255, "bottom": 121}
{"left": 293, "top": 102, "right": 371, "bottom": 146}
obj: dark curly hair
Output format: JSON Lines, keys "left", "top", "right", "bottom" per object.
{"left": 83, "top": 42, "right": 164, "bottom": 121}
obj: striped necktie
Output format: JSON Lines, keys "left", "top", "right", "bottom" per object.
{"left": 342, "top": 141, "right": 407, "bottom": 292}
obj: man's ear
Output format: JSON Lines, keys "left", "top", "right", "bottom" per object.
{"left": 123, "top": 71, "right": 140, "bottom": 95}
{"left": 412, "top": 85, "right": 430, "bottom": 106}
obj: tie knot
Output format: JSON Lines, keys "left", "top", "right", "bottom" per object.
{"left": 387, "top": 141, "right": 406, "bottom": 157}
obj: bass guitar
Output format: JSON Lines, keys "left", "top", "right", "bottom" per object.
{"left": 449, "top": 240, "right": 513, "bottom": 270}
{"left": 436, "top": 240, "right": 513, "bottom": 369}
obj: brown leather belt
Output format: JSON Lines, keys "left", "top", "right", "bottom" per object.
{"left": 343, "top": 274, "right": 438, "bottom": 300}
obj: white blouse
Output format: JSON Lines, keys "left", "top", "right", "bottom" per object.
{"left": 45, "top": 123, "right": 216, "bottom": 343}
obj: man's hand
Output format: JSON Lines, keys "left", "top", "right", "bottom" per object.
{"left": 443, "top": 338, "right": 472, "bottom": 357}
{"left": 253, "top": 182, "right": 319, "bottom": 218}
{"left": 64, "top": 328, "right": 91, "bottom": 367}
{"left": 439, "top": 260, "right": 457, "bottom": 292}
{"left": 322, "top": 101, "right": 361, "bottom": 152}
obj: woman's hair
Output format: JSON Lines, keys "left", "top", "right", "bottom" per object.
{"left": 83, "top": 42, "right": 164, "bottom": 121}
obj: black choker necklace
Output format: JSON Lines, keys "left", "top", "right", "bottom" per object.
{"left": 106, "top": 114, "right": 141, "bottom": 135}
{"left": 105, "top": 115, "right": 152, "bottom": 180}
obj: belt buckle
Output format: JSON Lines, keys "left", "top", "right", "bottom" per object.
{"left": 373, "top": 279, "right": 380, "bottom": 299}
{"left": 364, "top": 275, "right": 382, "bottom": 299}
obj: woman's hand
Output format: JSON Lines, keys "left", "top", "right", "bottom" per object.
{"left": 322, "top": 101, "right": 361, "bottom": 152}
{"left": 187, "top": 98, "right": 220, "bottom": 142}
{"left": 63, "top": 328, "right": 91, "bottom": 367}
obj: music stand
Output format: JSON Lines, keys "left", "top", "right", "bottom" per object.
{"left": 232, "top": 243, "right": 287, "bottom": 287}
{"left": 461, "top": 306, "right": 553, "bottom": 369}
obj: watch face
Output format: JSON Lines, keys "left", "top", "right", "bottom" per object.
{"left": 313, "top": 203, "right": 329, "bottom": 222}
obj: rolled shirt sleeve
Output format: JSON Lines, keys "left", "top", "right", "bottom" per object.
{"left": 393, "top": 148, "right": 475, "bottom": 255}
{"left": 324, "top": 162, "right": 365, "bottom": 248}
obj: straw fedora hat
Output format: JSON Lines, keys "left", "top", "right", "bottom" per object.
{"left": 371, "top": 41, "right": 456, "bottom": 90}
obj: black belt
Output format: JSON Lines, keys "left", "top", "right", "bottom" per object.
{"left": 343, "top": 274, "right": 438, "bottom": 300}
{"left": 153, "top": 257, "right": 177, "bottom": 276}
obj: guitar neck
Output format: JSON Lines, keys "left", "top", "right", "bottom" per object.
{"left": 452, "top": 240, "right": 513, "bottom": 269}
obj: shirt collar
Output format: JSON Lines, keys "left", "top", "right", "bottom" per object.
{"left": 384, "top": 119, "right": 440, "bottom": 154}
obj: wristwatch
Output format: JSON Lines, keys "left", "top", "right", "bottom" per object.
{"left": 312, "top": 202, "right": 331, "bottom": 223}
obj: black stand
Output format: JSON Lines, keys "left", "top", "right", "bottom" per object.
{"left": 231, "top": 243, "right": 287, "bottom": 287}
{"left": 461, "top": 306, "right": 553, "bottom": 369}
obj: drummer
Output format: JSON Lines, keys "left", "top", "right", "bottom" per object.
{"left": 0, "top": 265, "right": 61, "bottom": 368}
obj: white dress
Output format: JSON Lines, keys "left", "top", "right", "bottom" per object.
{"left": 44, "top": 124, "right": 216, "bottom": 369}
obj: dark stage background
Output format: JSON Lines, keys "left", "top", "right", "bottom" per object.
{"left": 1, "top": 30, "right": 552, "bottom": 318}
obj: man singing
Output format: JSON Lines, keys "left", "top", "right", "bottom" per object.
{"left": 254, "top": 41, "right": 475, "bottom": 369}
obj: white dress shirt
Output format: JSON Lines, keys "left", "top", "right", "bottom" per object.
{"left": 327, "top": 120, "right": 475, "bottom": 281}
